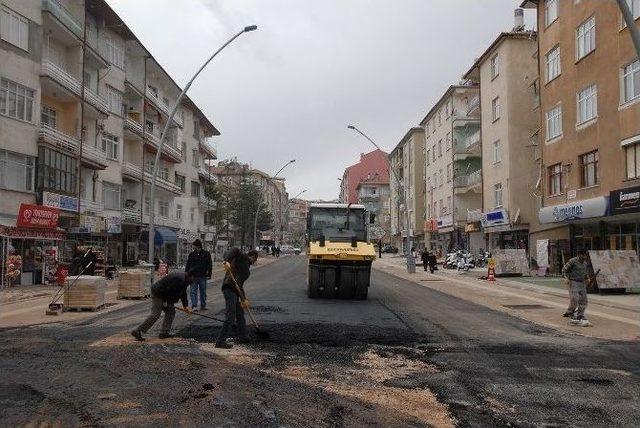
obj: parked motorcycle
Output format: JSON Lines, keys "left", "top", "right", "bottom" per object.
{"left": 475, "top": 249, "right": 491, "bottom": 268}
{"left": 456, "top": 251, "right": 476, "bottom": 272}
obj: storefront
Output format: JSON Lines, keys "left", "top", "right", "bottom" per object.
{"left": 1, "top": 204, "right": 65, "bottom": 287}
{"left": 481, "top": 208, "right": 529, "bottom": 253}
{"left": 605, "top": 186, "right": 640, "bottom": 254}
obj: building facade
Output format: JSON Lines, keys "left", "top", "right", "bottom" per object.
{"left": 286, "top": 198, "right": 309, "bottom": 247}
{"left": 464, "top": 30, "right": 539, "bottom": 254}
{"left": 523, "top": 0, "right": 640, "bottom": 273}
{"left": 389, "top": 127, "right": 425, "bottom": 251}
{"left": 0, "top": 0, "right": 218, "bottom": 286}
{"left": 339, "top": 149, "right": 389, "bottom": 205}
{"left": 420, "top": 85, "right": 483, "bottom": 254}
{"left": 356, "top": 178, "right": 390, "bottom": 244}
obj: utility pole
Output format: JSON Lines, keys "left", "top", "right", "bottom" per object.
{"left": 617, "top": 1, "right": 640, "bottom": 58}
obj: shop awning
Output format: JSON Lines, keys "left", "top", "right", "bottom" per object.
{"left": 154, "top": 227, "right": 177, "bottom": 246}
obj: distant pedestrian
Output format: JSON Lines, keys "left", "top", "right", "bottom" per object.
{"left": 428, "top": 253, "right": 438, "bottom": 273}
{"left": 562, "top": 250, "right": 590, "bottom": 325}
{"left": 185, "top": 239, "right": 212, "bottom": 311}
{"left": 421, "top": 250, "right": 430, "bottom": 272}
{"left": 131, "top": 270, "right": 195, "bottom": 341}
{"left": 378, "top": 240, "right": 382, "bottom": 258}
{"left": 275, "top": 246, "right": 281, "bottom": 258}
{"left": 216, "top": 248, "right": 259, "bottom": 349}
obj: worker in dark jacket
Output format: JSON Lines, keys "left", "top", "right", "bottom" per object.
{"left": 185, "top": 239, "right": 212, "bottom": 311}
{"left": 131, "top": 270, "right": 195, "bottom": 341}
{"left": 562, "top": 249, "right": 590, "bottom": 325}
{"left": 215, "top": 248, "right": 259, "bottom": 349}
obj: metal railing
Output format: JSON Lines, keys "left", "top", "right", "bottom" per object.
{"left": 80, "top": 199, "right": 104, "bottom": 214}
{"left": 145, "top": 87, "right": 183, "bottom": 127}
{"left": 122, "top": 207, "right": 142, "bottom": 223}
{"left": 466, "top": 95, "right": 480, "bottom": 115}
{"left": 143, "top": 171, "right": 181, "bottom": 194}
{"left": 125, "top": 118, "right": 144, "bottom": 138}
{"left": 453, "top": 169, "right": 482, "bottom": 188}
{"left": 41, "top": 60, "right": 81, "bottom": 96}
{"left": 122, "top": 162, "right": 143, "bottom": 180}
{"left": 84, "top": 86, "right": 109, "bottom": 115}
{"left": 39, "top": 125, "right": 107, "bottom": 168}
{"left": 42, "top": 0, "right": 83, "bottom": 38}
{"left": 80, "top": 142, "right": 108, "bottom": 168}
{"left": 200, "top": 138, "right": 217, "bottom": 159}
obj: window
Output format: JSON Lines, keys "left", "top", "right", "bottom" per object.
{"left": 193, "top": 119, "right": 200, "bottom": 139}
{"left": 576, "top": 84, "right": 597, "bottom": 125}
{"left": 427, "top": 176, "right": 431, "bottom": 191}
{"left": 191, "top": 181, "right": 200, "bottom": 197}
{"left": 192, "top": 149, "right": 200, "bottom": 168}
{"left": 159, "top": 201, "right": 169, "bottom": 218}
{"left": 145, "top": 120, "right": 155, "bottom": 135}
{"left": 433, "top": 173, "right": 438, "bottom": 189}
{"left": 190, "top": 207, "right": 195, "bottom": 223}
{"left": 576, "top": 16, "right": 595, "bottom": 60}
{"left": 491, "top": 97, "right": 501, "bottom": 121}
{"left": 446, "top": 196, "right": 452, "bottom": 213}
{"left": 159, "top": 166, "right": 169, "bottom": 181}
{"left": 103, "top": 37, "right": 124, "bottom": 69}
{"left": 493, "top": 140, "right": 502, "bottom": 164}
{"left": 579, "top": 150, "right": 599, "bottom": 187}
{"left": 105, "top": 85, "right": 123, "bottom": 115}
{"left": 446, "top": 132, "right": 451, "bottom": 151}
{"left": 101, "top": 133, "right": 119, "bottom": 160}
{"left": 426, "top": 149, "right": 430, "bottom": 165}
{"left": 622, "top": 60, "right": 640, "bottom": 104}
{"left": 176, "top": 204, "right": 183, "bottom": 220}
{"left": 438, "top": 140, "right": 442, "bottom": 157}
{"left": 545, "top": 104, "right": 563, "bottom": 141}
{"left": 41, "top": 105, "right": 57, "bottom": 128}
{"left": 439, "top": 199, "right": 444, "bottom": 215}
{"left": 447, "top": 164, "right": 452, "bottom": 182}
{"left": 490, "top": 54, "right": 500, "bottom": 79}
{"left": 549, "top": 163, "right": 563, "bottom": 195}
{"left": 626, "top": 143, "right": 640, "bottom": 179}
{"left": 37, "top": 147, "right": 77, "bottom": 194}
{"left": 144, "top": 197, "right": 150, "bottom": 214}
{"left": 432, "top": 146, "right": 436, "bottom": 162}
{"left": 0, "top": 77, "right": 34, "bottom": 122}
{"left": 545, "top": 0, "right": 558, "bottom": 27}
{"left": 439, "top": 169, "right": 444, "bottom": 187}
{"left": 494, "top": 183, "right": 503, "bottom": 207}
{"left": 181, "top": 142, "right": 187, "bottom": 161}
{"left": 545, "top": 46, "right": 561, "bottom": 82}
{"left": 175, "top": 173, "right": 185, "bottom": 192}
{"left": 102, "top": 182, "right": 121, "bottom": 210}
{"left": 0, "top": 149, "right": 34, "bottom": 192}
{"left": 625, "top": 0, "right": 640, "bottom": 19}
{"left": 1, "top": 6, "right": 28, "bottom": 51}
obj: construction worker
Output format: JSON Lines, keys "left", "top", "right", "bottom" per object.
{"left": 215, "top": 248, "right": 259, "bottom": 349}
{"left": 561, "top": 249, "right": 590, "bottom": 326}
{"left": 185, "top": 239, "right": 212, "bottom": 311}
{"left": 131, "top": 270, "right": 195, "bottom": 341}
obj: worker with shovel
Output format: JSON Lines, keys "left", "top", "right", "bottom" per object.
{"left": 131, "top": 270, "right": 196, "bottom": 341}
{"left": 215, "top": 248, "right": 259, "bottom": 349}
{"left": 561, "top": 249, "right": 591, "bottom": 327}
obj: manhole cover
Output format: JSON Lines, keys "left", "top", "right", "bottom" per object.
{"left": 502, "top": 304, "right": 550, "bottom": 310}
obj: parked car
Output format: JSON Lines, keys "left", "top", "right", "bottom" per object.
{"left": 293, "top": 247, "right": 302, "bottom": 255}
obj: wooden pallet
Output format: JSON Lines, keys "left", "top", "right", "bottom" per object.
{"left": 63, "top": 303, "right": 106, "bottom": 312}
{"left": 63, "top": 276, "right": 106, "bottom": 311}
{"left": 117, "top": 270, "right": 151, "bottom": 299}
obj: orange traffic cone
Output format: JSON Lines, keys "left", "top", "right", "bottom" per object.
{"left": 487, "top": 266, "right": 496, "bottom": 282}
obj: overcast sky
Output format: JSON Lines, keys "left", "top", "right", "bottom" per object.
{"left": 107, "top": 0, "right": 535, "bottom": 200}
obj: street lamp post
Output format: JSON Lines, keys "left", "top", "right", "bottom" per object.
{"left": 252, "top": 160, "right": 296, "bottom": 249}
{"left": 292, "top": 189, "right": 307, "bottom": 200}
{"left": 347, "top": 124, "right": 413, "bottom": 270}
{"left": 147, "top": 25, "right": 258, "bottom": 263}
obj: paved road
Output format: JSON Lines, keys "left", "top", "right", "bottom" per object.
{"left": 0, "top": 255, "right": 638, "bottom": 427}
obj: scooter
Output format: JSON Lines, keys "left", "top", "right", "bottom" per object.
{"left": 456, "top": 251, "right": 475, "bottom": 272}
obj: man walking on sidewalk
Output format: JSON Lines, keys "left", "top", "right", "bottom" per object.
{"left": 131, "top": 270, "right": 195, "bottom": 341}
{"left": 215, "top": 248, "right": 259, "bottom": 349}
{"left": 185, "top": 239, "right": 212, "bottom": 311}
{"left": 562, "top": 250, "right": 590, "bottom": 326}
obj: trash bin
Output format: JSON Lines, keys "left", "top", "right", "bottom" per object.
{"left": 406, "top": 255, "right": 416, "bottom": 273}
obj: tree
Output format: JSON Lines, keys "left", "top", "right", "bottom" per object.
{"left": 228, "top": 179, "right": 273, "bottom": 247}
{"left": 203, "top": 180, "right": 230, "bottom": 258}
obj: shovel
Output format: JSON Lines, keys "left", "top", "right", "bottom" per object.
{"left": 176, "top": 306, "right": 225, "bottom": 323}
{"left": 223, "top": 263, "right": 270, "bottom": 340}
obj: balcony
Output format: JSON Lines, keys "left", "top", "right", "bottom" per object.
{"left": 197, "top": 166, "right": 213, "bottom": 180}
{"left": 122, "top": 207, "right": 142, "bottom": 224}
{"left": 199, "top": 195, "right": 217, "bottom": 209}
{"left": 124, "top": 117, "right": 144, "bottom": 140}
{"left": 200, "top": 139, "right": 217, "bottom": 160}
{"left": 38, "top": 125, "right": 108, "bottom": 169}
{"left": 453, "top": 170, "right": 482, "bottom": 194}
{"left": 80, "top": 199, "right": 104, "bottom": 214}
{"left": 144, "top": 129, "right": 183, "bottom": 163}
{"left": 42, "top": 0, "right": 83, "bottom": 38}
{"left": 143, "top": 171, "right": 181, "bottom": 195}
{"left": 466, "top": 95, "right": 480, "bottom": 116}
{"left": 122, "top": 162, "right": 143, "bottom": 182}
{"left": 142, "top": 214, "right": 180, "bottom": 229}
{"left": 41, "top": 60, "right": 109, "bottom": 116}
{"left": 145, "top": 87, "right": 183, "bottom": 128}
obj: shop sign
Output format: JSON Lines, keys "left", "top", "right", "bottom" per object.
{"left": 205, "top": 232, "right": 215, "bottom": 242}
{"left": 71, "top": 215, "right": 105, "bottom": 234}
{"left": 42, "top": 191, "right": 79, "bottom": 212}
{"left": 424, "top": 219, "right": 438, "bottom": 232}
{"left": 178, "top": 229, "right": 199, "bottom": 241}
{"left": 17, "top": 204, "right": 60, "bottom": 229}
{"left": 610, "top": 185, "right": 640, "bottom": 215}
{"left": 481, "top": 208, "right": 509, "bottom": 228}
{"left": 105, "top": 216, "right": 122, "bottom": 234}
{"left": 436, "top": 215, "right": 453, "bottom": 228}
{"left": 538, "top": 197, "right": 608, "bottom": 224}
{"left": 0, "top": 225, "right": 65, "bottom": 240}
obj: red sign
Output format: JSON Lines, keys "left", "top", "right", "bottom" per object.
{"left": 16, "top": 204, "right": 60, "bottom": 229}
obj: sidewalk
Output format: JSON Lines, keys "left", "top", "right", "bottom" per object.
{"left": 374, "top": 256, "right": 639, "bottom": 341}
{"left": 0, "top": 255, "right": 280, "bottom": 329}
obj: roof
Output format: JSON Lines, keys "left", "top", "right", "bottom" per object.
{"left": 356, "top": 180, "right": 389, "bottom": 188}
{"left": 341, "top": 149, "right": 390, "bottom": 204}
{"left": 390, "top": 127, "right": 424, "bottom": 156}
{"left": 418, "top": 84, "right": 478, "bottom": 126}
{"left": 310, "top": 203, "right": 366, "bottom": 210}
{"left": 93, "top": 0, "right": 220, "bottom": 137}
{"left": 520, "top": 0, "right": 538, "bottom": 8}
{"left": 462, "top": 31, "right": 537, "bottom": 80}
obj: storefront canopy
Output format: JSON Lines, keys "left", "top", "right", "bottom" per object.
{"left": 154, "top": 227, "right": 177, "bottom": 246}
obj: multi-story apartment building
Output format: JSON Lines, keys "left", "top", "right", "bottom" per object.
{"left": 463, "top": 25, "right": 539, "bottom": 254}
{"left": 287, "top": 198, "right": 309, "bottom": 247}
{"left": 0, "top": 0, "right": 218, "bottom": 286}
{"left": 339, "top": 149, "right": 389, "bottom": 205}
{"left": 522, "top": 0, "right": 640, "bottom": 273}
{"left": 420, "top": 85, "right": 482, "bottom": 254}
{"left": 356, "top": 178, "right": 390, "bottom": 244}
{"left": 210, "top": 159, "right": 289, "bottom": 248}
{"left": 389, "top": 127, "right": 425, "bottom": 251}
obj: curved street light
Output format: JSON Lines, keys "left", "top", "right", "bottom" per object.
{"left": 252, "top": 159, "right": 296, "bottom": 249}
{"left": 347, "top": 124, "right": 413, "bottom": 269}
{"left": 147, "top": 25, "right": 258, "bottom": 263}
{"left": 292, "top": 189, "right": 307, "bottom": 200}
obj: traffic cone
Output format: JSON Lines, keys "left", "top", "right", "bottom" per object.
{"left": 487, "top": 266, "right": 496, "bottom": 282}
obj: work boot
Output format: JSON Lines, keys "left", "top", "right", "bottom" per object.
{"left": 158, "top": 332, "right": 175, "bottom": 339}
{"left": 131, "top": 330, "right": 145, "bottom": 342}
{"left": 562, "top": 311, "right": 574, "bottom": 317}
{"left": 215, "top": 342, "right": 233, "bottom": 349}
